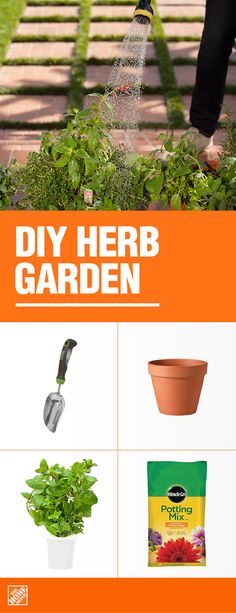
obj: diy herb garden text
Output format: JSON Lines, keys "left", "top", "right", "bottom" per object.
{"left": 15, "top": 225, "right": 159, "bottom": 295}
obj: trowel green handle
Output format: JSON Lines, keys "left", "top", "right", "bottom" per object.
{"left": 56, "top": 339, "right": 77, "bottom": 385}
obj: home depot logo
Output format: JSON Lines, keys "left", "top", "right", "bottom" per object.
{"left": 8, "top": 585, "right": 28, "bottom": 606}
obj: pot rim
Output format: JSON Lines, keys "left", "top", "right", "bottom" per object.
{"left": 43, "top": 530, "right": 78, "bottom": 542}
{"left": 148, "top": 359, "right": 208, "bottom": 378}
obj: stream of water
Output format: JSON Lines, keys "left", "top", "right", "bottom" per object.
{"left": 104, "top": 18, "right": 150, "bottom": 147}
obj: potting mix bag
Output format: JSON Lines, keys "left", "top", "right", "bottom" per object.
{"left": 148, "top": 461, "right": 207, "bottom": 566}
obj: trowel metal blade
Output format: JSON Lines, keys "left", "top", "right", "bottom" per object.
{"left": 43, "top": 392, "right": 65, "bottom": 433}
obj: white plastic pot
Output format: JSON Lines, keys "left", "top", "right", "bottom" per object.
{"left": 45, "top": 533, "right": 77, "bottom": 569}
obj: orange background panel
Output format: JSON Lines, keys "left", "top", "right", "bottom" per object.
{"left": 0, "top": 211, "right": 235, "bottom": 322}
{"left": 0, "top": 578, "right": 236, "bottom": 612}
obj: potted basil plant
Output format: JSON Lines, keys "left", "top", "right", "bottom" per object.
{"left": 22, "top": 458, "right": 98, "bottom": 569}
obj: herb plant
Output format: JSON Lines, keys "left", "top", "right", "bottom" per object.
{"left": 17, "top": 96, "right": 141, "bottom": 210}
{"left": 0, "top": 164, "right": 16, "bottom": 209}
{"left": 141, "top": 133, "right": 236, "bottom": 210}
{"left": 17, "top": 154, "right": 79, "bottom": 210}
{"left": 22, "top": 458, "right": 98, "bottom": 537}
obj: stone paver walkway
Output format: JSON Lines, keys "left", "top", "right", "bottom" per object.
{"left": 0, "top": 0, "right": 235, "bottom": 163}
{"left": 87, "top": 41, "right": 156, "bottom": 60}
{"left": 0, "top": 1, "right": 79, "bottom": 143}
{"left": 0, "top": 65, "right": 71, "bottom": 87}
{"left": 6, "top": 41, "right": 75, "bottom": 60}
{"left": 84, "top": 65, "right": 161, "bottom": 88}
{"left": 0, "top": 94, "right": 67, "bottom": 123}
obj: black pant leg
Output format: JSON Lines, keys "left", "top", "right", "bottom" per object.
{"left": 190, "top": 0, "right": 236, "bottom": 136}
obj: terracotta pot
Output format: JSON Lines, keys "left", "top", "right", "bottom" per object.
{"left": 148, "top": 359, "right": 208, "bottom": 416}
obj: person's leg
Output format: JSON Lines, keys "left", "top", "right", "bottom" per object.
{"left": 190, "top": 0, "right": 236, "bottom": 137}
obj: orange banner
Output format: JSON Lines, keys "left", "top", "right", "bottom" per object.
{"left": 0, "top": 578, "right": 235, "bottom": 612}
{"left": 0, "top": 211, "right": 235, "bottom": 322}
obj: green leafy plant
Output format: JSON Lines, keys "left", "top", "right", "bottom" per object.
{"left": 46, "top": 97, "right": 113, "bottom": 192}
{"left": 16, "top": 95, "right": 147, "bottom": 210}
{"left": 17, "top": 153, "right": 79, "bottom": 210}
{"left": 125, "top": 152, "right": 163, "bottom": 205}
{"left": 0, "top": 164, "right": 16, "bottom": 209}
{"left": 22, "top": 458, "right": 98, "bottom": 537}
{"left": 125, "top": 134, "right": 204, "bottom": 209}
{"left": 141, "top": 133, "right": 236, "bottom": 209}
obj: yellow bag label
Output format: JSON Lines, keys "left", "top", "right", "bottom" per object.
{"left": 148, "top": 495, "right": 206, "bottom": 566}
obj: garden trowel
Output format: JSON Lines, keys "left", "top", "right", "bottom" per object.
{"left": 43, "top": 339, "right": 77, "bottom": 433}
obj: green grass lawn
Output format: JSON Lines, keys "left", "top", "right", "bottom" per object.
{"left": 0, "top": 0, "right": 26, "bottom": 64}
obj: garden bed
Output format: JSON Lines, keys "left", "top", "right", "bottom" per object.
{"left": 1, "top": 98, "right": 236, "bottom": 211}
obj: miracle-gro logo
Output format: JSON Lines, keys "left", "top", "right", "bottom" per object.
{"left": 161, "top": 486, "right": 192, "bottom": 520}
{"left": 167, "top": 485, "right": 187, "bottom": 503}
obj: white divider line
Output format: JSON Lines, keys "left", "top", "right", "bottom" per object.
{"left": 16, "top": 302, "right": 160, "bottom": 307}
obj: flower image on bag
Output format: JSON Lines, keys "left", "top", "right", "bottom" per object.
{"left": 147, "top": 461, "right": 207, "bottom": 566}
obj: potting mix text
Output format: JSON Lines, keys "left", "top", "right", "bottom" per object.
{"left": 15, "top": 225, "right": 159, "bottom": 294}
